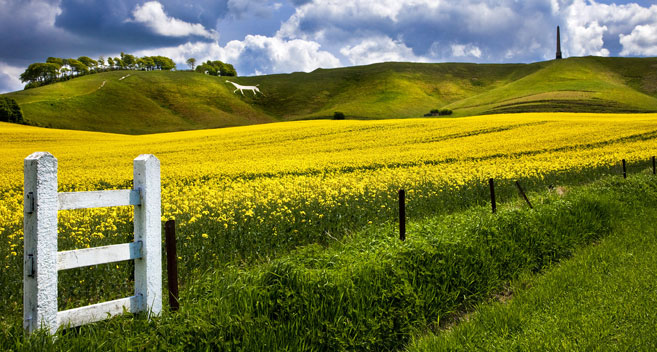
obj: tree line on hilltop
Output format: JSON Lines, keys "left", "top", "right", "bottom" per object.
{"left": 187, "top": 58, "right": 237, "bottom": 77}
{"left": 20, "top": 52, "right": 237, "bottom": 90}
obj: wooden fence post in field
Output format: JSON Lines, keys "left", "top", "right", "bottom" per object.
{"left": 652, "top": 156, "right": 655, "bottom": 175}
{"left": 165, "top": 220, "right": 179, "bottom": 311}
{"left": 515, "top": 181, "right": 533, "bottom": 209}
{"left": 489, "top": 178, "right": 497, "bottom": 214}
{"left": 622, "top": 159, "right": 627, "bottom": 179}
{"left": 399, "top": 189, "right": 406, "bottom": 241}
{"left": 23, "top": 152, "right": 162, "bottom": 334}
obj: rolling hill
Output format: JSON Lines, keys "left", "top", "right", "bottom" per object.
{"left": 3, "top": 56, "right": 657, "bottom": 134}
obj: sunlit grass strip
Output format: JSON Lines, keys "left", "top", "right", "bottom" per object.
{"left": 408, "top": 195, "right": 657, "bottom": 351}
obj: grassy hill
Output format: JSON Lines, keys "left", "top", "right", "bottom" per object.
{"left": 3, "top": 71, "right": 275, "bottom": 134}
{"left": 4, "top": 56, "right": 657, "bottom": 134}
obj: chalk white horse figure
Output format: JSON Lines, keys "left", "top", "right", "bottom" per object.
{"left": 226, "top": 80, "right": 262, "bottom": 96}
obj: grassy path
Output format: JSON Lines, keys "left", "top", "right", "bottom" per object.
{"left": 408, "top": 208, "right": 657, "bottom": 351}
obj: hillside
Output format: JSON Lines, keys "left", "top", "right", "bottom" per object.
{"left": 3, "top": 71, "right": 275, "bottom": 134}
{"left": 3, "top": 56, "right": 657, "bottom": 134}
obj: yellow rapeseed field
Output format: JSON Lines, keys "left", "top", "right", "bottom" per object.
{"left": 1, "top": 113, "right": 656, "bottom": 304}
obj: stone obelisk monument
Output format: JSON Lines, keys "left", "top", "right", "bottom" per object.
{"left": 556, "top": 26, "right": 563, "bottom": 59}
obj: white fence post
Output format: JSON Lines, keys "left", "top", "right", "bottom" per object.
{"left": 23, "top": 153, "right": 162, "bottom": 334}
{"left": 23, "top": 152, "right": 59, "bottom": 334}
{"left": 133, "top": 154, "right": 162, "bottom": 316}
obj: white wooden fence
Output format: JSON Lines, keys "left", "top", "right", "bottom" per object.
{"left": 23, "top": 152, "right": 162, "bottom": 334}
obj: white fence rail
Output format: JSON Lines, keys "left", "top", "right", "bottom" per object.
{"left": 23, "top": 152, "right": 162, "bottom": 334}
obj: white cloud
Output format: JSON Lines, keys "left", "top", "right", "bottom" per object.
{"left": 134, "top": 35, "right": 341, "bottom": 75}
{"left": 450, "top": 44, "right": 482, "bottom": 58}
{"left": 238, "top": 35, "right": 341, "bottom": 73}
{"left": 567, "top": 19, "right": 610, "bottom": 56}
{"left": 563, "top": 0, "right": 657, "bottom": 57}
{"left": 620, "top": 23, "right": 657, "bottom": 56}
{"left": 129, "top": 1, "right": 218, "bottom": 40}
{"left": 134, "top": 41, "right": 242, "bottom": 67}
{"left": 340, "top": 36, "right": 426, "bottom": 65}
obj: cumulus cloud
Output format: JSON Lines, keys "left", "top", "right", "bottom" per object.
{"left": 340, "top": 36, "right": 427, "bottom": 65}
{"left": 450, "top": 44, "right": 483, "bottom": 59}
{"left": 129, "top": 1, "right": 218, "bottom": 40}
{"left": 134, "top": 35, "right": 340, "bottom": 75}
{"left": 567, "top": 19, "right": 610, "bottom": 56}
{"left": 563, "top": 0, "right": 657, "bottom": 57}
{"left": 619, "top": 23, "right": 657, "bottom": 56}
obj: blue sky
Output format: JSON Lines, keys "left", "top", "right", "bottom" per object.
{"left": 1, "top": 0, "right": 656, "bottom": 93}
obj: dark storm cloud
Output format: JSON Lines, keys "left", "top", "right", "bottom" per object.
{"left": 281, "top": 0, "right": 561, "bottom": 63}
{"left": 0, "top": 0, "right": 229, "bottom": 67}
{"left": 0, "top": 0, "right": 75, "bottom": 65}
{"left": 54, "top": 0, "right": 222, "bottom": 50}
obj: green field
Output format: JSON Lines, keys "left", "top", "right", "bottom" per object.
{"left": 4, "top": 56, "right": 657, "bottom": 134}
{"left": 408, "top": 190, "right": 657, "bottom": 351}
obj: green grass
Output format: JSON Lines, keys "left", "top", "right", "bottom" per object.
{"left": 4, "top": 57, "right": 657, "bottom": 134}
{"left": 408, "top": 189, "right": 657, "bottom": 351}
{"left": 447, "top": 57, "right": 657, "bottom": 116}
{"left": 3, "top": 174, "right": 656, "bottom": 351}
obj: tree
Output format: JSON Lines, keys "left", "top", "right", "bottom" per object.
{"left": 195, "top": 63, "right": 215, "bottom": 75}
{"left": 107, "top": 57, "right": 114, "bottom": 68}
{"left": 77, "top": 56, "right": 98, "bottom": 70}
{"left": 152, "top": 56, "right": 175, "bottom": 70}
{"left": 45, "top": 57, "right": 64, "bottom": 78}
{"left": 98, "top": 56, "right": 105, "bottom": 68}
{"left": 121, "top": 52, "right": 136, "bottom": 69}
{"left": 186, "top": 57, "right": 196, "bottom": 70}
{"left": 46, "top": 57, "right": 64, "bottom": 69}
{"left": 64, "top": 58, "right": 89, "bottom": 76}
{"left": 0, "top": 97, "right": 24, "bottom": 123}
{"left": 194, "top": 60, "right": 238, "bottom": 76}
{"left": 20, "top": 63, "right": 59, "bottom": 84}
{"left": 221, "top": 62, "right": 237, "bottom": 76}
{"left": 141, "top": 56, "right": 155, "bottom": 70}
{"left": 114, "top": 57, "right": 124, "bottom": 69}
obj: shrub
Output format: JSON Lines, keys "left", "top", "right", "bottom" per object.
{"left": 333, "top": 112, "right": 345, "bottom": 120}
{"left": 439, "top": 109, "right": 453, "bottom": 116}
{"left": 0, "top": 97, "right": 23, "bottom": 123}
